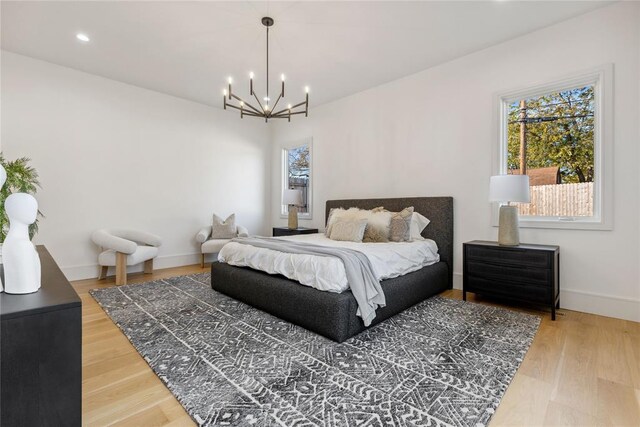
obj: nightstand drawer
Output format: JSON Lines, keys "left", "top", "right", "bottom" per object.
{"left": 466, "top": 275, "right": 551, "bottom": 304}
{"left": 466, "top": 245, "right": 549, "bottom": 268}
{"left": 463, "top": 240, "right": 560, "bottom": 320}
{"left": 466, "top": 260, "right": 550, "bottom": 286}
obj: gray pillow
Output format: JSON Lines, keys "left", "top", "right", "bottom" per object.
{"left": 211, "top": 213, "right": 237, "bottom": 239}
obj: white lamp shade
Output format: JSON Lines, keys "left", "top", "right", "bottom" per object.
{"left": 489, "top": 175, "right": 530, "bottom": 203}
{"left": 283, "top": 189, "right": 303, "bottom": 206}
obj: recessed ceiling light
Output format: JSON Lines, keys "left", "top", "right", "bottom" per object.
{"left": 76, "top": 33, "right": 90, "bottom": 42}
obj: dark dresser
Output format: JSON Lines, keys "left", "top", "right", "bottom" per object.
{"left": 463, "top": 240, "right": 560, "bottom": 319}
{"left": 1, "top": 246, "right": 82, "bottom": 426}
{"left": 273, "top": 227, "right": 319, "bottom": 237}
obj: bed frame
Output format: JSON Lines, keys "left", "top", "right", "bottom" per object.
{"left": 211, "top": 197, "right": 453, "bottom": 342}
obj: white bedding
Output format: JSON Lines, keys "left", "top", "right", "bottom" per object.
{"left": 218, "top": 233, "right": 440, "bottom": 293}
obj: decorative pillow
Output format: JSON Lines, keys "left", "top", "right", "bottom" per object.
{"left": 410, "top": 212, "right": 431, "bottom": 241}
{"left": 325, "top": 207, "right": 341, "bottom": 236}
{"left": 329, "top": 218, "right": 368, "bottom": 242}
{"left": 211, "top": 213, "right": 237, "bottom": 239}
{"left": 388, "top": 207, "right": 414, "bottom": 242}
{"left": 362, "top": 210, "right": 392, "bottom": 243}
{"left": 325, "top": 207, "right": 366, "bottom": 237}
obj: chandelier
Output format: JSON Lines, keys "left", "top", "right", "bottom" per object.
{"left": 223, "top": 17, "right": 309, "bottom": 122}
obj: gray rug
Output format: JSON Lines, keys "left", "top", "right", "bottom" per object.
{"left": 90, "top": 273, "right": 540, "bottom": 427}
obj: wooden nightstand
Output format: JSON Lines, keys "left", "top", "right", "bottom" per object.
{"left": 463, "top": 240, "right": 560, "bottom": 320}
{"left": 272, "top": 227, "right": 319, "bottom": 237}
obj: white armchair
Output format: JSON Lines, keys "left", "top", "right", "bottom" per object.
{"left": 91, "top": 229, "right": 162, "bottom": 285}
{"left": 196, "top": 224, "right": 248, "bottom": 267}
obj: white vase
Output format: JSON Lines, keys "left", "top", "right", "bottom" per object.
{"left": 3, "top": 194, "right": 41, "bottom": 294}
{"left": 0, "top": 163, "right": 5, "bottom": 292}
{"left": 0, "top": 243, "right": 3, "bottom": 292}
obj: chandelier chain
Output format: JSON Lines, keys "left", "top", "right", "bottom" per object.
{"left": 222, "top": 16, "right": 308, "bottom": 122}
{"left": 266, "top": 26, "right": 269, "bottom": 103}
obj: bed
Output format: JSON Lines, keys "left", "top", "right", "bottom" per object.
{"left": 210, "top": 197, "right": 453, "bottom": 342}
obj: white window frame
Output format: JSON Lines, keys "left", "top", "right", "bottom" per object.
{"left": 492, "top": 64, "right": 613, "bottom": 230}
{"left": 280, "top": 138, "right": 313, "bottom": 220}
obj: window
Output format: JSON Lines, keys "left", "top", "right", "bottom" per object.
{"left": 281, "top": 140, "right": 312, "bottom": 219}
{"left": 495, "top": 65, "right": 613, "bottom": 230}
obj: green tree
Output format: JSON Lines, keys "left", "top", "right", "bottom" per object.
{"left": 507, "top": 86, "right": 594, "bottom": 183}
{"left": 288, "top": 145, "right": 309, "bottom": 178}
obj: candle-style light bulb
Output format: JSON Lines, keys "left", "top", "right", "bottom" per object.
{"left": 249, "top": 72, "right": 254, "bottom": 95}
{"left": 281, "top": 74, "right": 285, "bottom": 97}
{"left": 228, "top": 77, "right": 233, "bottom": 84}
{"left": 304, "top": 86, "right": 310, "bottom": 93}
{"left": 287, "top": 103, "right": 292, "bottom": 110}
{"left": 249, "top": 72, "right": 254, "bottom": 79}
{"left": 223, "top": 89, "right": 227, "bottom": 96}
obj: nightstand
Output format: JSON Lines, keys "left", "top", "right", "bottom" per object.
{"left": 272, "top": 227, "right": 319, "bottom": 237}
{"left": 463, "top": 240, "right": 560, "bottom": 320}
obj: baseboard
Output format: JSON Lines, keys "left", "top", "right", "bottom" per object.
{"left": 453, "top": 272, "right": 463, "bottom": 290}
{"left": 61, "top": 252, "right": 204, "bottom": 281}
{"left": 452, "top": 271, "right": 639, "bottom": 322}
{"left": 560, "top": 288, "right": 640, "bottom": 322}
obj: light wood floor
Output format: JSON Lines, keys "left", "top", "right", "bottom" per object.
{"left": 73, "top": 265, "right": 640, "bottom": 426}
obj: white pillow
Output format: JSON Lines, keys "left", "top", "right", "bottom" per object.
{"left": 410, "top": 212, "right": 430, "bottom": 241}
{"left": 329, "top": 218, "right": 368, "bottom": 242}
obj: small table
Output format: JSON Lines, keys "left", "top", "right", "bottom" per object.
{"left": 273, "top": 227, "right": 319, "bottom": 237}
{"left": 463, "top": 240, "right": 560, "bottom": 320}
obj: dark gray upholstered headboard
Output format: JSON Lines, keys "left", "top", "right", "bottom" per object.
{"left": 325, "top": 197, "right": 454, "bottom": 288}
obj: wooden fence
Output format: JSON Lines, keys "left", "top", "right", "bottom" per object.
{"left": 288, "top": 176, "right": 309, "bottom": 213}
{"left": 517, "top": 182, "right": 593, "bottom": 217}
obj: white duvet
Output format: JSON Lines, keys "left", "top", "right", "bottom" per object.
{"left": 218, "top": 233, "right": 440, "bottom": 293}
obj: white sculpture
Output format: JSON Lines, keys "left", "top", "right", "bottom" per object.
{"left": 0, "top": 164, "right": 6, "bottom": 292}
{"left": 0, "top": 164, "right": 6, "bottom": 190}
{"left": 3, "top": 193, "right": 41, "bottom": 294}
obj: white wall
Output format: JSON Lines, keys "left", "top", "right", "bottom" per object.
{"left": 271, "top": 2, "right": 640, "bottom": 321}
{"left": 1, "top": 51, "right": 271, "bottom": 280}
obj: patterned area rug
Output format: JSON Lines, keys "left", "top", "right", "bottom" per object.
{"left": 90, "top": 273, "right": 540, "bottom": 427}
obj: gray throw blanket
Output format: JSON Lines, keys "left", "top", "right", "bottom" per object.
{"left": 230, "top": 236, "right": 386, "bottom": 326}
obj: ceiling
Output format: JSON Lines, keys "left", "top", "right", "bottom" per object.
{"left": 1, "top": 1, "right": 612, "bottom": 109}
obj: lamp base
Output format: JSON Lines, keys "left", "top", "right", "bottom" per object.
{"left": 288, "top": 206, "right": 299, "bottom": 229}
{"left": 498, "top": 205, "right": 520, "bottom": 246}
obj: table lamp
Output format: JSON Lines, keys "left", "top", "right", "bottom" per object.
{"left": 489, "top": 175, "right": 530, "bottom": 246}
{"left": 283, "top": 189, "right": 303, "bottom": 229}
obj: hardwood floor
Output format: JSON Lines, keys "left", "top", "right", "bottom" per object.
{"left": 74, "top": 265, "right": 205, "bottom": 426}
{"left": 74, "top": 266, "right": 640, "bottom": 426}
